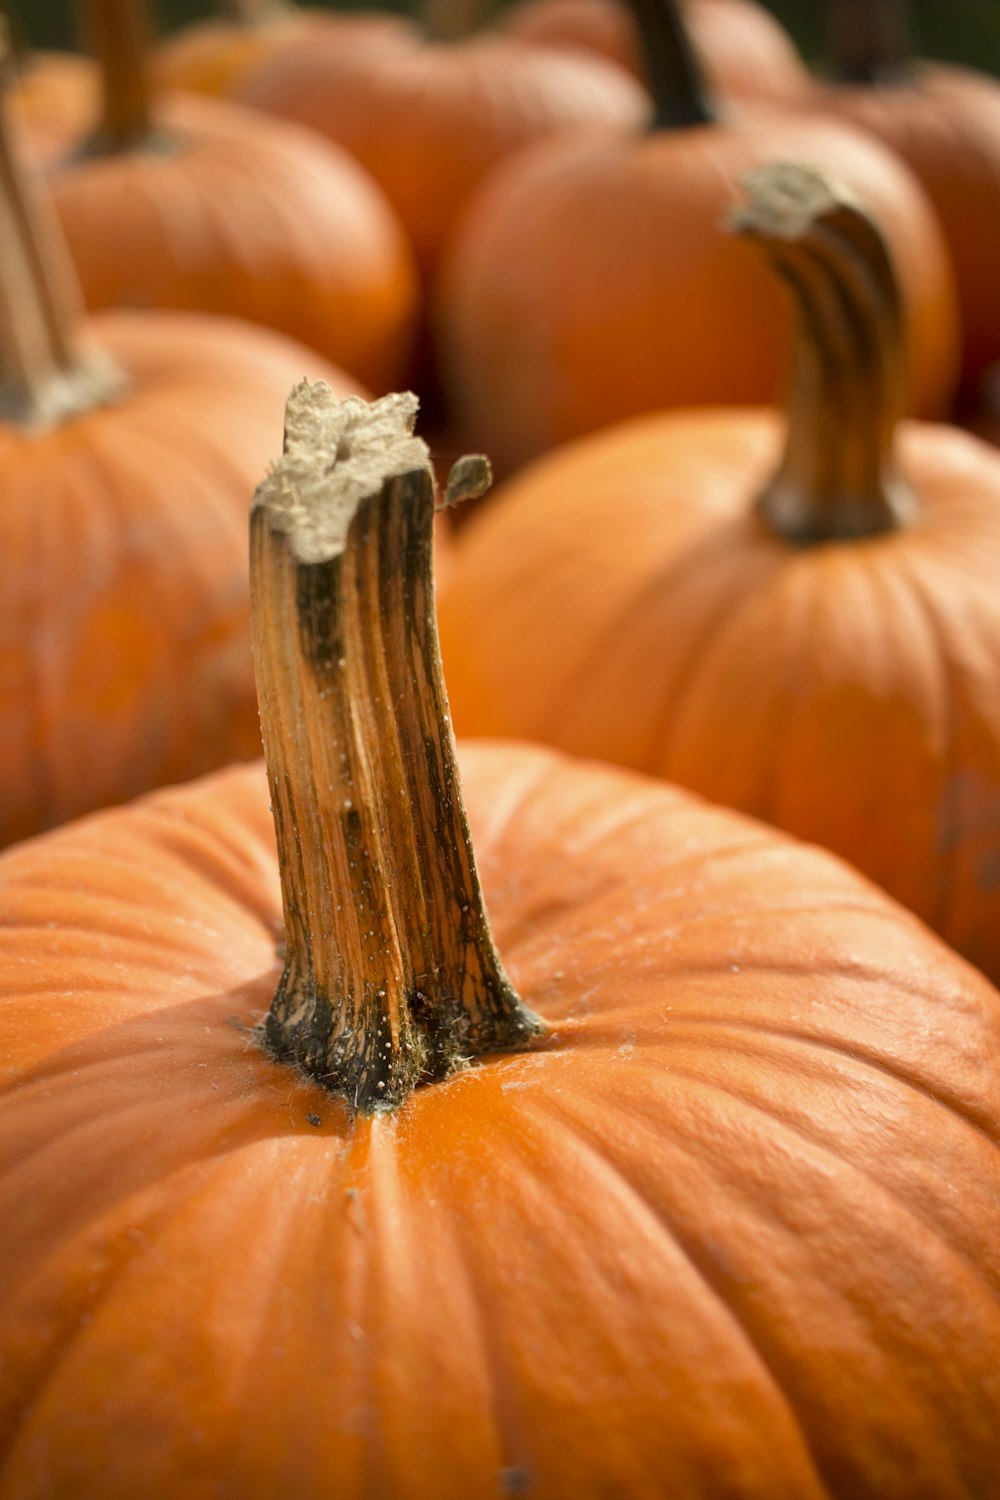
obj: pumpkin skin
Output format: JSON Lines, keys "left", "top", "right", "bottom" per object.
{"left": 436, "top": 114, "right": 958, "bottom": 474}
{"left": 0, "top": 313, "right": 359, "bottom": 847}
{"left": 800, "top": 64, "right": 1000, "bottom": 397}
{"left": 438, "top": 410, "right": 1000, "bottom": 981}
{"left": 1, "top": 741, "right": 1000, "bottom": 1496}
{"left": 501, "top": 0, "right": 808, "bottom": 107}
{"left": 7, "top": 51, "right": 92, "bottom": 142}
{"left": 152, "top": 6, "right": 412, "bottom": 100}
{"left": 17, "top": 87, "right": 419, "bottom": 395}
{"left": 236, "top": 28, "right": 648, "bottom": 276}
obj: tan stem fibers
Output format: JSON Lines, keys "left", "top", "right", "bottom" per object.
{"left": 251, "top": 384, "right": 543, "bottom": 1113}
{"left": 0, "top": 35, "right": 123, "bottom": 428}
{"left": 733, "top": 161, "right": 917, "bottom": 544}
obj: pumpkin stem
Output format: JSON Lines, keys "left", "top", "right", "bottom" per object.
{"left": 77, "top": 0, "right": 167, "bottom": 156}
{"left": 0, "top": 36, "right": 123, "bottom": 427}
{"left": 422, "top": 0, "right": 488, "bottom": 42}
{"left": 827, "top": 0, "right": 913, "bottom": 84}
{"left": 733, "top": 162, "right": 917, "bottom": 544}
{"left": 220, "top": 0, "right": 296, "bottom": 28}
{"left": 625, "top": 0, "right": 715, "bottom": 130}
{"left": 251, "top": 383, "right": 544, "bottom": 1113}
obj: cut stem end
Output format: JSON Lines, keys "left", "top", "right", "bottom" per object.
{"left": 251, "top": 385, "right": 544, "bottom": 1114}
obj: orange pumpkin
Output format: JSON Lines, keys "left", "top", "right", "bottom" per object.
{"left": 235, "top": 11, "right": 647, "bottom": 277}
{"left": 16, "top": 0, "right": 419, "bottom": 395}
{"left": 501, "top": 0, "right": 809, "bottom": 107}
{"left": 798, "top": 0, "right": 1000, "bottom": 397}
{"left": 2, "top": 380, "right": 1000, "bottom": 1497}
{"left": 0, "top": 65, "right": 360, "bottom": 846}
{"left": 152, "top": 0, "right": 412, "bottom": 100}
{"left": 436, "top": 0, "right": 958, "bottom": 475}
{"left": 439, "top": 163, "right": 1000, "bottom": 982}
{"left": 8, "top": 49, "right": 91, "bottom": 141}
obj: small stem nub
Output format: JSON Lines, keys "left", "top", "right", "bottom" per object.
{"left": 0, "top": 36, "right": 124, "bottom": 428}
{"left": 251, "top": 385, "right": 543, "bottom": 1113}
{"left": 732, "top": 162, "right": 917, "bottom": 545}
{"left": 827, "top": 0, "right": 913, "bottom": 85}
{"left": 626, "top": 0, "right": 715, "bottom": 131}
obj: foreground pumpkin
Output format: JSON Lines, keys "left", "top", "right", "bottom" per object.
{"left": 17, "top": 0, "right": 418, "bottom": 394}
{"left": 440, "top": 163, "right": 1000, "bottom": 982}
{"left": 2, "top": 380, "right": 1000, "bottom": 1496}
{"left": 437, "top": 0, "right": 957, "bottom": 474}
{"left": 799, "top": 0, "right": 1000, "bottom": 396}
{"left": 501, "top": 0, "right": 808, "bottom": 107}
{"left": 0, "top": 64, "right": 359, "bottom": 846}
{"left": 235, "top": 2, "right": 647, "bottom": 277}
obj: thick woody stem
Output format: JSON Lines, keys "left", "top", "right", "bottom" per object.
{"left": 733, "top": 163, "right": 917, "bottom": 544}
{"left": 626, "top": 0, "right": 715, "bottom": 131}
{"left": 251, "top": 385, "right": 543, "bottom": 1113}
{"left": 220, "top": 0, "right": 295, "bottom": 28}
{"left": 0, "top": 44, "right": 123, "bottom": 427}
{"left": 78, "top": 0, "right": 159, "bottom": 154}
{"left": 828, "top": 0, "right": 913, "bottom": 84}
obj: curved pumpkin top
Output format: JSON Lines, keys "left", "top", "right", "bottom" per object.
{"left": 3, "top": 734, "right": 1000, "bottom": 1490}
{"left": 438, "top": 164, "right": 1000, "bottom": 978}
{"left": 501, "top": 0, "right": 808, "bottom": 107}
{"left": 15, "top": 2, "right": 419, "bottom": 395}
{"left": 1, "top": 376, "right": 999, "bottom": 1490}
{"left": 153, "top": 4, "right": 413, "bottom": 99}
{"left": 437, "top": 101, "right": 958, "bottom": 474}
{"left": 236, "top": 25, "right": 648, "bottom": 275}
{"left": 0, "top": 312, "right": 358, "bottom": 847}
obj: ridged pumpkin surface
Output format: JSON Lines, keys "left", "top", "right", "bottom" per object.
{"left": 237, "top": 30, "right": 647, "bottom": 275}
{"left": 1, "top": 742, "right": 999, "bottom": 1497}
{"left": 439, "top": 413, "right": 1000, "bottom": 981}
{"left": 19, "top": 90, "right": 418, "bottom": 394}
{"left": 0, "top": 313, "right": 357, "bottom": 846}
{"left": 437, "top": 115, "right": 957, "bottom": 473}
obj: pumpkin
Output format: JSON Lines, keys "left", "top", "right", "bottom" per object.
{"left": 798, "top": 0, "right": 1000, "bottom": 397}
{"left": 8, "top": 49, "right": 91, "bottom": 142}
{"left": 1, "top": 380, "right": 999, "bottom": 1497}
{"left": 234, "top": 6, "right": 647, "bottom": 277}
{"left": 0, "top": 64, "right": 360, "bottom": 847}
{"left": 16, "top": 0, "right": 419, "bottom": 395}
{"left": 500, "top": 0, "right": 809, "bottom": 108}
{"left": 435, "top": 0, "right": 958, "bottom": 475}
{"left": 152, "top": 0, "right": 411, "bottom": 101}
{"left": 439, "top": 162, "right": 1000, "bottom": 983}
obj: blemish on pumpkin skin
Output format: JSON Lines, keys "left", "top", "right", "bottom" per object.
{"left": 498, "top": 1467, "right": 531, "bottom": 1495}
{"left": 344, "top": 1187, "right": 366, "bottom": 1236}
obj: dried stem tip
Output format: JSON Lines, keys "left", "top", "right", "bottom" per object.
{"left": 732, "top": 161, "right": 917, "bottom": 545}
{"left": 251, "top": 384, "right": 543, "bottom": 1114}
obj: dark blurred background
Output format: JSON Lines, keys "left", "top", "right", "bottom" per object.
{"left": 9, "top": 0, "right": 1000, "bottom": 71}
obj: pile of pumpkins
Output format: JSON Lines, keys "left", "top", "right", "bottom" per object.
{"left": 2, "top": 0, "right": 1000, "bottom": 1493}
